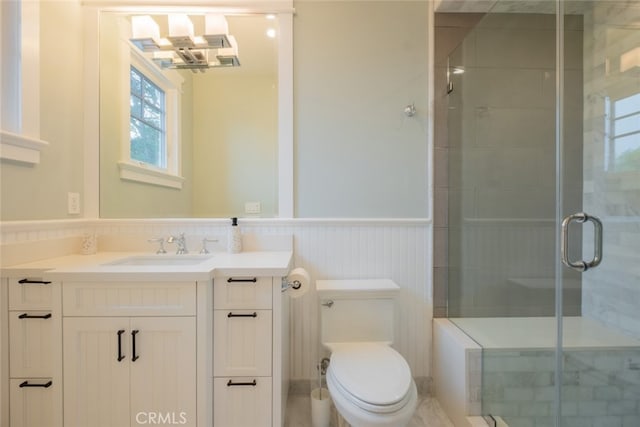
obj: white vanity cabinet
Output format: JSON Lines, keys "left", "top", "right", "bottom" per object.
{"left": 1, "top": 249, "right": 292, "bottom": 427}
{"left": 62, "top": 281, "right": 197, "bottom": 427}
{"left": 213, "top": 275, "right": 283, "bottom": 427}
{"left": 6, "top": 277, "right": 63, "bottom": 427}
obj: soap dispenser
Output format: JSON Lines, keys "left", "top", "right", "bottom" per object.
{"left": 227, "top": 217, "right": 242, "bottom": 253}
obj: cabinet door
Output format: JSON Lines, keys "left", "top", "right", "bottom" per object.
{"left": 63, "top": 318, "right": 130, "bottom": 427}
{"left": 9, "top": 311, "right": 55, "bottom": 377}
{"left": 129, "top": 317, "right": 197, "bottom": 427}
{"left": 213, "top": 377, "right": 272, "bottom": 427}
{"left": 9, "top": 378, "right": 61, "bottom": 427}
{"left": 214, "top": 310, "right": 272, "bottom": 377}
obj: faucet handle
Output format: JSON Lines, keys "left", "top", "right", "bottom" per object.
{"left": 148, "top": 237, "right": 167, "bottom": 254}
{"left": 200, "top": 238, "right": 219, "bottom": 254}
{"left": 167, "top": 233, "right": 189, "bottom": 254}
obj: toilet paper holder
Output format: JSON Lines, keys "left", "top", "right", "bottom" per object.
{"left": 281, "top": 277, "right": 302, "bottom": 293}
{"left": 280, "top": 267, "right": 311, "bottom": 298}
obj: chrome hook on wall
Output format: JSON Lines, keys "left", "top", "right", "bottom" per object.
{"left": 403, "top": 103, "right": 416, "bottom": 117}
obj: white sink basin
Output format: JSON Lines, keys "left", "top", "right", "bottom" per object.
{"left": 104, "top": 255, "right": 214, "bottom": 266}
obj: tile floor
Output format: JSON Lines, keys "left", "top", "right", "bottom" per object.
{"left": 284, "top": 394, "right": 454, "bottom": 427}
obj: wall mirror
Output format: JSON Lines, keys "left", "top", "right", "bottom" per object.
{"left": 97, "top": 9, "right": 291, "bottom": 218}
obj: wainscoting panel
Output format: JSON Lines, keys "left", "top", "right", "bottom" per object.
{"left": 0, "top": 219, "right": 432, "bottom": 380}
{"left": 284, "top": 222, "right": 432, "bottom": 380}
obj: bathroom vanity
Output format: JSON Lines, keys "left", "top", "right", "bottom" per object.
{"left": 0, "top": 249, "right": 292, "bottom": 427}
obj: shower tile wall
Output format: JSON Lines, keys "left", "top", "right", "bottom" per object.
{"left": 434, "top": 13, "right": 484, "bottom": 318}
{"left": 439, "top": 13, "right": 584, "bottom": 318}
{"left": 482, "top": 348, "right": 640, "bottom": 427}
{"left": 580, "top": 1, "right": 640, "bottom": 340}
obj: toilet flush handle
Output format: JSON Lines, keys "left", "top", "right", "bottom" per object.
{"left": 321, "top": 299, "right": 334, "bottom": 308}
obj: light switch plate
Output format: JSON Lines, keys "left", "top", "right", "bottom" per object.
{"left": 68, "top": 192, "right": 80, "bottom": 214}
{"left": 245, "top": 202, "right": 261, "bottom": 214}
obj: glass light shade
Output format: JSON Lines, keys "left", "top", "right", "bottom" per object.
{"left": 205, "top": 14, "right": 229, "bottom": 36}
{"left": 168, "top": 14, "right": 194, "bottom": 38}
{"left": 192, "top": 36, "right": 207, "bottom": 46}
{"left": 131, "top": 15, "right": 160, "bottom": 40}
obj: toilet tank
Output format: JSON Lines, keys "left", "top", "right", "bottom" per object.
{"left": 317, "top": 279, "right": 400, "bottom": 347}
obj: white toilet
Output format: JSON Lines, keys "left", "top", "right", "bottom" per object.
{"left": 317, "top": 279, "right": 418, "bottom": 427}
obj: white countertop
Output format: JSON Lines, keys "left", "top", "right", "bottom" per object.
{"left": 1, "top": 251, "right": 293, "bottom": 281}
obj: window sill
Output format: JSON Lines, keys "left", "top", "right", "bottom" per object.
{"left": 118, "top": 161, "right": 184, "bottom": 189}
{"left": 0, "top": 130, "right": 49, "bottom": 165}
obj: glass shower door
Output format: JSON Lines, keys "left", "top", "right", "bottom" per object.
{"left": 444, "top": 0, "right": 640, "bottom": 425}
{"left": 559, "top": 1, "right": 640, "bottom": 426}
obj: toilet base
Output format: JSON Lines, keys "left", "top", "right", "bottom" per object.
{"left": 336, "top": 411, "right": 351, "bottom": 427}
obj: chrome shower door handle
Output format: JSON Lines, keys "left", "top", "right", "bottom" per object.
{"left": 561, "top": 212, "right": 603, "bottom": 272}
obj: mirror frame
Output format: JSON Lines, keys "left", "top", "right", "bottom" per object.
{"left": 82, "top": 1, "right": 294, "bottom": 219}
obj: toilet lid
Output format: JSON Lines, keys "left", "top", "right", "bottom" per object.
{"left": 329, "top": 343, "right": 412, "bottom": 407}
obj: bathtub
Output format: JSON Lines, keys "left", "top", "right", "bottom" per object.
{"left": 433, "top": 317, "right": 640, "bottom": 427}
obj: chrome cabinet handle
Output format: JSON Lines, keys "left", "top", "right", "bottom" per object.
{"left": 561, "top": 212, "right": 603, "bottom": 272}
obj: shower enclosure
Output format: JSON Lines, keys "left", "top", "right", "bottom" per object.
{"left": 442, "top": 1, "right": 640, "bottom": 426}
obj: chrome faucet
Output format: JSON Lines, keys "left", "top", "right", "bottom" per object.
{"left": 167, "top": 233, "right": 188, "bottom": 254}
{"left": 147, "top": 237, "right": 167, "bottom": 254}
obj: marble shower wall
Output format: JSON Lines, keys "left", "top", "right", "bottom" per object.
{"left": 444, "top": 12, "right": 584, "bottom": 317}
{"left": 581, "top": 1, "right": 640, "bottom": 339}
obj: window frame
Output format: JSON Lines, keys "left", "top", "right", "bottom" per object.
{"left": 0, "top": 0, "right": 49, "bottom": 165}
{"left": 129, "top": 65, "right": 167, "bottom": 169}
{"left": 117, "top": 46, "right": 184, "bottom": 189}
{"left": 605, "top": 91, "right": 640, "bottom": 174}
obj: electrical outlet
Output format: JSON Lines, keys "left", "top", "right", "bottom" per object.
{"left": 68, "top": 192, "right": 80, "bottom": 215}
{"left": 244, "top": 202, "right": 261, "bottom": 214}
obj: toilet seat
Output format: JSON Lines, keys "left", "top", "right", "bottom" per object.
{"left": 328, "top": 343, "right": 413, "bottom": 413}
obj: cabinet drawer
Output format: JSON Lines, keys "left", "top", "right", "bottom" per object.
{"left": 213, "top": 377, "right": 272, "bottom": 427}
{"left": 214, "top": 276, "right": 272, "bottom": 309}
{"left": 9, "top": 311, "right": 55, "bottom": 377}
{"left": 214, "top": 310, "right": 272, "bottom": 377}
{"left": 63, "top": 281, "right": 196, "bottom": 316}
{"left": 9, "top": 278, "right": 54, "bottom": 311}
{"left": 10, "top": 378, "right": 61, "bottom": 427}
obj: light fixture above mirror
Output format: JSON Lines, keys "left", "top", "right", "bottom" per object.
{"left": 130, "top": 13, "right": 240, "bottom": 72}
